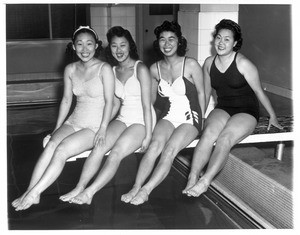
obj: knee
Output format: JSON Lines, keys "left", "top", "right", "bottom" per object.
{"left": 53, "top": 142, "right": 71, "bottom": 160}
{"left": 106, "top": 147, "right": 123, "bottom": 163}
{"left": 148, "top": 139, "right": 165, "bottom": 155}
{"left": 45, "top": 139, "right": 58, "bottom": 151}
{"left": 161, "top": 144, "right": 178, "bottom": 162}
{"left": 215, "top": 132, "right": 235, "bottom": 149}
{"left": 202, "top": 125, "right": 220, "bottom": 141}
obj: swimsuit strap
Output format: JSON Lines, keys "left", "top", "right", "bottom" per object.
{"left": 181, "top": 57, "right": 186, "bottom": 77}
{"left": 233, "top": 51, "right": 239, "bottom": 62}
{"left": 133, "top": 60, "right": 142, "bottom": 78}
{"left": 212, "top": 54, "right": 218, "bottom": 65}
{"left": 98, "top": 62, "right": 106, "bottom": 77}
{"left": 156, "top": 61, "right": 162, "bottom": 80}
{"left": 112, "top": 65, "right": 117, "bottom": 77}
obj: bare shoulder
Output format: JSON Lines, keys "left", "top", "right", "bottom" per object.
{"left": 236, "top": 52, "right": 257, "bottom": 71}
{"left": 99, "top": 61, "right": 112, "bottom": 71}
{"left": 64, "top": 62, "right": 76, "bottom": 76}
{"left": 149, "top": 62, "right": 160, "bottom": 81}
{"left": 136, "top": 61, "right": 148, "bottom": 72}
{"left": 202, "top": 55, "right": 215, "bottom": 73}
{"left": 185, "top": 57, "right": 201, "bottom": 68}
{"left": 204, "top": 55, "right": 214, "bottom": 66}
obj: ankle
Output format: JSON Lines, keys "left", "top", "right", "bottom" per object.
{"left": 141, "top": 187, "right": 150, "bottom": 196}
{"left": 188, "top": 172, "right": 198, "bottom": 181}
{"left": 199, "top": 176, "right": 211, "bottom": 187}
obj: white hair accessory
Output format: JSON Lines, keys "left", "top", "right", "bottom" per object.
{"left": 72, "top": 26, "right": 98, "bottom": 40}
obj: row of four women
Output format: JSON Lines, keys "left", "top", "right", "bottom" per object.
{"left": 12, "top": 19, "right": 282, "bottom": 211}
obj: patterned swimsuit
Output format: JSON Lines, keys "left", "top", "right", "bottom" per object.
{"left": 156, "top": 57, "right": 202, "bottom": 132}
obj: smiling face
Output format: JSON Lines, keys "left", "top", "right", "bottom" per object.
{"left": 110, "top": 36, "right": 131, "bottom": 63}
{"left": 214, "top": 29, "right": 237, "bottom": 56}
{"left": 158, "top": 31, "right": 179, "bottom": 57}
{"left": 73, "top": 32, "right": 98, "bottom": 63}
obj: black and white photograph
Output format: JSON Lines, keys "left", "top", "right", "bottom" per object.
{"left": 2, "top": 0, "right": 298, "bottom": 232}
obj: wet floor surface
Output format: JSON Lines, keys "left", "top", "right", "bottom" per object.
{"left": 7, "top": 133, "right": 241, "bottom": 229}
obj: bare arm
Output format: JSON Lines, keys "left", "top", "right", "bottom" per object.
{"left": 187, "top": 58, "right": 205, "bottom": 119}
{"left": 150, "top": 63, "right": 159, "bottom": 105}
{"left": 111, "top": 95, "right": 121, "bottom": 120}
{"left": 137, "top": 62, "right": 154, "bottom": 151}
{"left": 237, "top": 54, "right": 283, "bottom": 130}
{"left": 94, "top": 63, "right": 115, "bottom": 146}
{"left": 203, "top": 56, "right": 214, "bottom": 111}
{"left": 53, "top": 64, "right": 74, "bottom": 133}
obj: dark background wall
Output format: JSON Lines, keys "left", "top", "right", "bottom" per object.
{"left": 239, "top": 5, "right": 291, "bottom": 90}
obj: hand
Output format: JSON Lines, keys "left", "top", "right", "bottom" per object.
{"left": 140, "top": 136, "right": 151, "bottom": 153}
{"left": 94, "top": 128, "right": 106, "bottom": 147}
{"left": 267, "top": 116, "right": 284, "bottom": 131}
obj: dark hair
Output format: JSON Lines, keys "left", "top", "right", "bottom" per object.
{"left": 153, "top": 20, "right": 187, "bottom": 58}
{"left": 66, "top": 26, "right": 103, "bottom": 62}
{"left": 213, "top": 19, "right": 243, "bottom": 51}
{"left": 105, "top": 26, "right": 139, "bottom": 66}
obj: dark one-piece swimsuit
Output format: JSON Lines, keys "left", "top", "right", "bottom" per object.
{"left": 210, "top": 52, "right": 259, "bottom": 122}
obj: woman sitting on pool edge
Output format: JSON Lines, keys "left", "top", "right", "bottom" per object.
{"left": 12, "top": 26, "right": 115, "bottom": 211}
{"left": 59, "top": 26, "right": 156, "bottom": 205}
{"left": 183, "top": 19, "right": 283, "bottom": 197}
{"left": 121, "top": 20, "right": 205, "bottom": 205}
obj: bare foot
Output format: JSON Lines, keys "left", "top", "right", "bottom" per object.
{"left": 186, "top": 178, "right": 210, "bottom": 197}
{"left": 12, "top": 191, "right": 29, "bottom": 208}
{"left": 70, "top": 190, "right": 93, "bottom": 205}
{"left": 130, "top": 188, "right": 149, "bottom": 205}
{"left": 15, "top": 192, "right": 40, "bottom": 211}
{"left": 121, "top": 186, "right": 140, "bottom": 203}
{"left": 182, "top": 175, "right": 198, "bottom": 195}
{"left": 59, "top": 186, "right": 85, "bottom": 202}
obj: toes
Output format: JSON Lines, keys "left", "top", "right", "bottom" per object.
{"left": 59, "top": 195, "right": 72, "bottom": 202}
{"left": 71, "top": 199, "right": 81, "bottom": 204}
{"left": 121, "top": 193, "right": 135, "bottom": 203}
{"left": 12, "top": 199, "right": 20, "bottom": 208}
{"left": 121, "top": 195, "right": 130, "bottom": 203}
{"left": 130, "top": 189, "right": 149, "bottom": 205}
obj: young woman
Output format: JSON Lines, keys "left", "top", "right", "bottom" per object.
{"left": 121, "top": 21, "right": 205, "bottom": 205}
{"left": 12, "top": 26, "right": 115, "bottom": 210}
{"left": 59, "top": 26, "right": 156, "bottom": 205}
{"left": 183, "top": 19, "right": 283, "bottom": 197}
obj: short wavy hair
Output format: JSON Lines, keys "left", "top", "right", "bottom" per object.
{"left": 153, "top": 20, "right": 187, "bottom": 58}
{"left": 105, "top": 26, "right": 139, "bottom": 66}
{"left": 213, "top": 19, "right": 243, "bottom": 51}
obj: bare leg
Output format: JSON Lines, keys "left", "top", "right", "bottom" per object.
{"left": 12, "top": 125, "right": 75, "bottom": 208}
{"left": 131, "top": 124, "right": 199, "bottom": 205}
{"left": 59, "top": 121, "right": 126, "bottom": 202}
{"left": 121, "top": 120, "right": 174, "bottom": 203}
{"left": 15, "top": 128, "right": 96, "bottom": 211}
{"left": 71, "top": 124, "right": 146, "bottom": 205}
{"left": 182, "top": 110, "right": 229, "bottom": 194}
{"left": 186, "top": 113, "right": 257, "bottom": 197}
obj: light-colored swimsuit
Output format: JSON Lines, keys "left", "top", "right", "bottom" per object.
{"left": 156, "top": 57, "right": 201, "bottom": 132}
{"left": 64, "top": 62, "right": 105, "bottom": 132}
{"left": 114, "top": 60, "right": 156, "bottom": 128}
